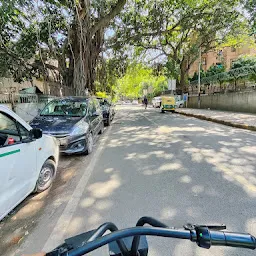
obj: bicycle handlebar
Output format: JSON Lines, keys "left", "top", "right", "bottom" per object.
{"left": 46, "top": 217, "right": 256, "bottom": 256}
{"left": 207, "top": 230, "right": 256, "bottom": 249}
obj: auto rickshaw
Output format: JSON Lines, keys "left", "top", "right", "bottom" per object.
{"left": 160, "top": 96, "right": 176, "bottom": 113}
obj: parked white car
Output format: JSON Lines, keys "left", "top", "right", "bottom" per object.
{"left": 152, "top": 97, "right": 162, "bottom": 108}
{"left": 0, "top": 105, "right": 59, "bottom": 221}
{"left": 175, "top": 99, "right": 184, "bottom": 108}
{"left": 175, "top": 95, "right": 184, "bottom": 108}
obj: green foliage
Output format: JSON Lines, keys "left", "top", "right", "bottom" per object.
{"left": 0, "top": 0, "right": 69, "bottom": 81}
{"left": 204, "top": 65, "right": 226, "bottom": 77}
{"left": 114, "top": 63, "right": 167, "bottom": 99}
{"left": 109, "top": 0, "right": 246, "bottom": 89}
{"left": 190, "top": 72, "right": 199, "bottom": 82}
{"left": 0, "top": 0, "right": 126, "bottom": 91}
{"left": 165, "top": 59, "right": 179, "bottom": 80}
{"left": 190, "top": 64, "right": 226, "bottom": 81}
{"left": 96, "top": 91, "right": 108, "bottom": 98}
{"left": 245, "top": 0, "right": 256, "bottom": 32}
{"left": 231, "top": 55, "right": 256, "bottom": 81}
{"left": 95, "top": 55, "right": 129, "bottom": 97}
{"left": 231, "top": 55, "right": 256, "bottom": 69}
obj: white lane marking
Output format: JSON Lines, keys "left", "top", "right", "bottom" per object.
{"left": 42, "top": 126, "right": 113, "bottom": 252}
{"left": 141, "top": 112, "right": 159, "bottom": 126}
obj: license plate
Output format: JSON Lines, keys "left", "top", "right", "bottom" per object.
{"left": 58, "top": 138, "right": 68, "bottom": 145}
{"left": 164, "top": 105, "right": 173, "bottom": 108}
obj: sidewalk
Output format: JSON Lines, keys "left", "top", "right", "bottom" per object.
{"left": 175, "top": 108, "right": 256, "bottom": 131}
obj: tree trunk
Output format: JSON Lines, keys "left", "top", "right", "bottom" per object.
{"left": 61, "top": 0, "right": 126, "bottom": 96}
{"left": 179, "top": 58, "right": 187, "bottom": 92}
{"left": 70, "top": 19, "right": 104, "bottom": 95}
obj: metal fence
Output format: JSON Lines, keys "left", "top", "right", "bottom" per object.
{"left": 0, "top": 93, "right": 11, "bottom": 104}
{"left": 190, "top": 65, "right": 256, "bottom": 85}
{"left": 0, "top": 93, "right": 57, "bottom": 121}
{"left": 0, "top": 93, "right": 56, "bottom": 104}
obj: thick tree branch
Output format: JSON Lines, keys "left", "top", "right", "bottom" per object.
{"left": 147, "top": 53, "right": 166, "bottom": 63}
{"left": 0, "top": 45, "right": 59, "bottom": 73}
{"left": 90, "top": 0, "right": 126, "bottom": 35}
{"left": 32, "top": 61, "right": 59, "bottom": 71}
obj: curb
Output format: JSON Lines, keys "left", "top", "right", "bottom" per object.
{"left": 176, "top": 111, "right": 256, "bottom": 132}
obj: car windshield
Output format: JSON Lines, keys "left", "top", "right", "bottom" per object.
{"left": 40, "top": 99, "right": 88, "bottom": 117}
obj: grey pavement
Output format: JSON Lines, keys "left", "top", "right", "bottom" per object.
{"left": 176, "top": 108, "right": 256, "bottom": 130}
{"left": 7, "top": 105, "right": 256, "bottom": 256}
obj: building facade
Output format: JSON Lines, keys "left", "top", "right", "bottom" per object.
{"left": 189, "top": 45, "right": 256, "bottom": 77}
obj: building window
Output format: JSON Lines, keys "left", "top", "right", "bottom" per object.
{"left": 202, "top": 57, "right": 207, "bottom": 65}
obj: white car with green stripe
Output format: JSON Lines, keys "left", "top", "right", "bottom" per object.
{"left": 0, "top": 105, "right": 59, "bottom": 221}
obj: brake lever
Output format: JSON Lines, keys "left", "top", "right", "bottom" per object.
{"left": 184, "top": 223, "right": 226, "bottom": 231}
{"left": 45, "top": 243, "right": 71, "bottom": 256}
{"left": 184, "top": 223, "right": 227, "bottom": 249}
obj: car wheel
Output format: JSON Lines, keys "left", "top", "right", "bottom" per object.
{"left": 99, "top": 121, "right": 104, "bottom": 134}
{"left": 86, "top": 132, "right": 93, "bottom": 154}
{"left": 35, "top": 159, "right": 56, "bottom": 193}
{"left": 179, "top": 104, "right": 184, "bottom": 108}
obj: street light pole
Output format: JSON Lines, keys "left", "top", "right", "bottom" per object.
{"left": 198, "top": 46, "right": 201, "bottom": 108}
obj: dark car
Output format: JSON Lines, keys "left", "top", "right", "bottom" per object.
{"left": 30, "top": 97, "right": 104, "bottom": 155}
{"left": 97, "top": 98, "right": 115, "bottom": 126}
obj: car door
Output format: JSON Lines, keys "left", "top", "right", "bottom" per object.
{"left": 93, "top": 99, "right": 103, "bottom": 134}
{"left": 87, "top": 99, "right": 98, "bottom": 137}
{"left": 110, "top": 102, "right": 115, "bottom": 119}
{"left": 0, "top": 111, "right": 37, "bottom": 219}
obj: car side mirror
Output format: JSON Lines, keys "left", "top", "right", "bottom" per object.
{"left": 30, "top": 128, "right": 43, "bottom": 139}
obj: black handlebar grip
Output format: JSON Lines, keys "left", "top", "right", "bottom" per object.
{"left": 210, "top": 231, "right": 256, "bottom": 249}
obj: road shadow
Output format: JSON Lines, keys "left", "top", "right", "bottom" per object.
{"left": 0, "top": 153, "right": 89, "bottom": 255}
{"left": 64, "top": 107, "right": 256, "bottom": 256}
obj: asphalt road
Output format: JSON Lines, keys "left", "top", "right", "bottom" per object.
{"left": 7, "top": 106, "right": 256, "bottom": 256}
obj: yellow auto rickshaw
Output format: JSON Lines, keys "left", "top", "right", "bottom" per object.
{"left": 160, "top": 96, "right": 176, "bottom": 113}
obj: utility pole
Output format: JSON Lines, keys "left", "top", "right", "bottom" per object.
{"left": 198, "top": 46, "right": 201, "bottom": 108}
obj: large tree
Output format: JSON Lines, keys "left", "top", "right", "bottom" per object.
{"left": 0, "top": 0, "right": 127, "bottom": 95}
{"left": 108, "top": 0, "right": 245, "bottom": 90}
{"left": 245, "top": 0, "right": 256, "bottom": 32}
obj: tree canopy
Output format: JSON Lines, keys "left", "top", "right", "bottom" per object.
{"left": 114, "top": 63, "right": 167, "bottom": 99}
{"left": 245, "top": 0, "right": 256, "bottom": 32}
{"left": 0, "top": 0, "right": 255, "bottom": 96}
{"left": 231, "top": 55, "right": 256, "bottom": 69}
{"left": 0, "top": 0, "right": 127, "bottom": 94}
{"left": 108, "top": 0, "right": 251, "bottom": 90}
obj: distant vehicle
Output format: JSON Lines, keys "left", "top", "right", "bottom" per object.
{"left": 160, "top": 96, "right": 176, "bottom": 113}
{"left": 152, "top": 97, "right": 162, "bottom": 108}
{"left": 123, "top": 100, "right": 132, "bottom": 105}
{"left": 175, "top": 95, "right": 184, "bottom": 108}
{"left": 30, "top": 97, "right": 104, "bottom": 155}
{"left": 0, "top": 105, "right": 59, "bottom": 221}
{"left": 97, "top": 98, "right": 115, "bottom": 126}
{"left": 116, "top": 101, "right": 123, "bottom": 105}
